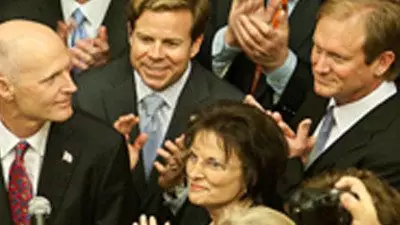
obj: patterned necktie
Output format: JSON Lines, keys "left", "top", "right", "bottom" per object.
{"left": 306, "top": 106, "right": 335, "bottom": 169}
{"left": 71, "top": 8, "right": 88, "bottom": 47}
{"left": 141, "top": 94, "right": 165, "bottom": 180}
{"left": 8, "top": 141, "right": 32, "bottom": 225}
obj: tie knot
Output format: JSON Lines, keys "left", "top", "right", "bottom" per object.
{"left": 72, "top": 8, "right": 86, "bottom": 26}
{"left": 14, "top": 141, "right": 30, "bottom": 161}
{"left": 142, "top": 94, "right": 164, "bottom": 116}
{"left": 324, "top": 105, "right": 336, "bottom": 125}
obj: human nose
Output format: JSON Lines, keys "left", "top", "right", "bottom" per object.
{"left": 62, "top": 70, "right": 78, "bottom": 93}
{"left": 186, "top": 160, "right": 205, "bottom": 179}
{"left": 148, "top": 42, "right": 164, "bottom": 59}
{"left": 313, "top": 52, "right": 331, "bottom": 74}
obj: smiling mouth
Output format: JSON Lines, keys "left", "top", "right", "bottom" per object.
{"left": 190, "top": 183, "right": 207, "bottom": 191}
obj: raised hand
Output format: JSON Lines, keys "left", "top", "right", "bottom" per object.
{"left": 113, "top": 114, "right": 147, "bottom": 170}
{"left": 225, "top": 0, "right": 264, "bottom": 47}
{"left": 57, "top": 21, "right": 110, "bottom": 71}
{"left": 155, "top": 135, "right": 187, "bottom": 190}
{"left": 269, "top": 112, "right": 315, "bottom": 163}
{"left": 234, "top": 2, "right": 289, "bottom": 72}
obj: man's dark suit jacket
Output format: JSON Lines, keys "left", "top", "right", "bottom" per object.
{"left": 0, "top": 0, "right": 128, "bottom": 60}
{"left": 279, "top": 90, "right": 400, "bottom": 198}
{"left": 73, "top": 54, "right": 244, "bottom": 225}
{"left": 214, "top": 0, "right": 323, "bottom": 123}
{"left": 0, "top": 109, "right": 138, "bottom": 225}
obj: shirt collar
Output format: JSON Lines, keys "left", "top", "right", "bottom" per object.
{"left": 0, "top": 121, "right": 51, "bottom": 159}
{"left": 61, "top": 0, "right": 112, "bottom": 29}
{"left": 134, "top": 62, "right": 192, "bottom": 108}
{"left": 330, "top": 81, "right": 397, "bottom": 131}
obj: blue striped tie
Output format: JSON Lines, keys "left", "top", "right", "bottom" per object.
{"left": 71, "top": 8, "right": 88, "bottom": 47}
{"left": 141, "top": 94, "right": 165, "bottom": 180}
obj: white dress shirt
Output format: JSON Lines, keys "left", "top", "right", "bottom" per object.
{"left": 312, "top": 81, "right": 397, "bottom": 157}
{"left": 0, "top": 121, "right": 51, "bottom": 195}
{"left": 61, "top": 0, "right": 112, "bottom": 47}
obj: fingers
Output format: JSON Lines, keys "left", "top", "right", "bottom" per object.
{"left": 243, "top": 95, "right": 266, "bottom": 112}
{"left": 57, "top": 20, "right": 75, "bottom": 44}
{"left": 272, "top": 112, "right": 295, "bottom": 138}
{"left": 247, "top": 15, "right": 275, "bottom": 40}
{"left": 264, "top": 0, "right": 282, "bottom": 22}
{"left": 335, "top": 176, "right": 378, "bottom": 221}
{"left": 113, "top": 113, "right": 139, "bottom": 136}
{"left": 296, "top": 118, "right": 312, "bottom": 145}
{"left": 70, "top": 37, "right": 110, "bottom": 69}
{"left": 97, "top": 26, "right": 108, "bottom": 42}
{"left": 154, "top": 161, "right": 167, "bottom": 175}
{"left": 128, "top": 133, "right": 148, "bottom": 170}
{"left": 132, "top": 133, "right": 148, "bottom": 151}
{"left": 275, "top": 9, "right": 289, "bottom": 31}
{"left": 70, "top": 45, "right": 92, "bottom": 70}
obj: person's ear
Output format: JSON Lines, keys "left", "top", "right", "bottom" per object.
{"left": 372, "top": 50, "right": 395, "bottom": 78}
{"left": 0, "top": 74, "right": 15, "bottom": 101}
{"left": 189, "top": 34, "right": 204, "bottom": 58}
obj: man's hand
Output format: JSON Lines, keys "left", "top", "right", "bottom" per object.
{"left": 113, "top": 114, "right": 147, "bottom": 170}
{"left": 57, "top": 21, "right": 110, "bottom": 71}
{"left": 243, "top": 94, "right": 266, "bottom": 112}
{"left": 269, "top": 112, "right": 314, "bottom": 163}
{"left": 155, "top": 135, "right": 187, "bottom": 190}
{"left": 335, "top": 177, "right": 381, "bottom": 225}
{"left": 225, "top": 0, "right": 264, "bottom": 47}
{"left": 234, "top": 7, "right": 289, "bottom": 72}
{"left": 70, "top": 26, "right": 110, "bottom": 70}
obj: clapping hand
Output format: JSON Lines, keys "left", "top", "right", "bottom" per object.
{"left": 113, "top": 113, "right": 148, "bottom": 170}
{"left": 57, "top": 21, "right": 110, "bottom": 71}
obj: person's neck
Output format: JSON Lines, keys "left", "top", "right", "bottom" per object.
{"left": 0, "top": 110, "right": 44, "bottom": 138}
{"left": 335, "top": 80, "right": 382, "bottom": 106}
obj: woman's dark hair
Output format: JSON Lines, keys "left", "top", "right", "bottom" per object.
{"left": 184, "top": 100, "right": 289, "bottom": 208}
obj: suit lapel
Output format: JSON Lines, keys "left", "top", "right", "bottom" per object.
{"left": 37, "top": 122, "right": 80, "bottom": 223}
{"left": 143, "top": 63, "right": 211, "bottom": 206}
{"left": 306, "top": 94, "right": 400, "bottom": 174}
{"left": 101, "top": 62, "right": 149, "bottom": 200}
{"left": 0, "top": 162, "right": 12, "bottom": 225}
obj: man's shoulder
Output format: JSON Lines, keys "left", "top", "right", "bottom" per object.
{"left": 191, "top": 61, "right": 244, "bottom": 101}
{"left": 58, "top": 108, "right": 123, "bottom": 150}
{"left": 76, "top": 54, "right": 132, "bottom": 91}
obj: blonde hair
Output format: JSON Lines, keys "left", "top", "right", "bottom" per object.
{"left": 317, "top": 0, "right": 400, "bottom": 80}
{"left": 216, "top": 205, "right": 295, "bottom": 225}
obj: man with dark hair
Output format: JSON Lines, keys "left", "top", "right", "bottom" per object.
{"left": 0, "top": 20, "right": 135, "bottom": 225}
{"left": 74, "top": 0, "right": 243, "bottom": 224}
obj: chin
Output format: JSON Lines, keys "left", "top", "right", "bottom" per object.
{"left": 314, "top": 85, "right": 336, "bottom": 98}
{"left": 50, "top": 108, "right": 74, "bottom": 122}
{"left": 188, "top": 194, "right": 208, "bottom": 207}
